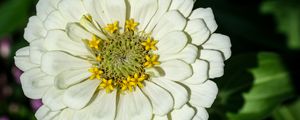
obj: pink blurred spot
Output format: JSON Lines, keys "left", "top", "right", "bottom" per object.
{"left": 30, "top": 99, "right": 43, "bottom": 111}
{"left": 0, "top": 37, "right": 11, "bottom": 59}
{"left": 11, "top": 66, "right": 22, "bottom": 84}
{"left": 0, "top": 116, "right": 9, "bottom": 120}
{"left": 2, "top": 85, "right": 13, "bottom": 97}
{"left": 8, "top": 103, "right": 19, "bottom": 113}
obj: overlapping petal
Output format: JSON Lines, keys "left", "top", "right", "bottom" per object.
{"left": 17, "top": 0, "right": 231, "bottom": 120}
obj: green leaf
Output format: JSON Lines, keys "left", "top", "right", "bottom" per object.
{"left": 0, "top": 0, "right": 34, "bottom": 38}
{"left": 261, "top": 0, "right": 300, "bottom": 50}
{"left": 272, "top": 99, "right": 300, "bottom": 120}
{"left": 227, "top": 52, "right": 294, "bottom": 120}
{"left": 208, "top": 53, "right": 258, "bottom": 120}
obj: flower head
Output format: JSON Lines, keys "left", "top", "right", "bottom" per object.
{"left": 16, "top": 0, "right": 231, "bottom": 119}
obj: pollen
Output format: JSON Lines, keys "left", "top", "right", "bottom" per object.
{"left": 142, "top": 37, "right": 158, "bottom": 51}
{"left": 104, "top": 21, "right": 119, "bottom": 34}
{"left": 126, "top": 19, "right": 139, "bottom": 31}
{"left": 89, "top": 67, "right": 103, "bottom": 80}
{"left": 144, "top": 55, "right": 160, "bottom": 68}
{"left": 88, "top": 35, "right": 101, "bottom": 50}
{"left": 100, "top": 79, "right": 114, "bottom": 93}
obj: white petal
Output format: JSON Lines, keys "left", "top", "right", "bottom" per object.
{"left": 160, "top": 60, "right": 192, "bottom": 81}
{"left": 171, "top": 105, "right": 196, "bottom": 120}
{"left": 30, "top": 39, "right": 45, "bottom": 64}
{"left": 192, "top": 107, "right": 209, "bottom": 120}
{"left": 152, "top": 10, "right": 187, "bottom": 40}
{"left": 55, "top": 68, "right": 91, "bottom": 89}
{"left": 20, "top": 68, "right": 53, "bottom": 99}
{"left": 14, "top": 56, "right": 39, "bottom": 71}
{"left": 58, "top": 0, "right": 86, "bottom": 22}
{"left": 35, "top": 105, "right": 60, "bottom": 120}
{"left": 63, "top": 80, "right": 100, "bottom": 109}
{"left": 44, "top": 10, "right": 68, "bottom": 30}
{"left": 152, "top": 78, "right": 188, "bottom": 109}
{"left": 199, "top": 50, "right": 224, "bottom": 78}
{"left": 129, "top": 0, "right": 158, "bottom": 30}
{"left": 79, "top": 16, "right": 107, "bottom": 39}
{"left": 170, "top": 0, "right": 184, "bottom": 10}
{"left": 188, "top": 80, "right": 218, "bottom": 108}
{"left": 89, "top": 90, "right": 116, "bottom": 120}
{"left": 145, "top": 67, "right": 163, "bottom": 78}
{"left": 189, "top": 8, "right": 218, "bottom": 33}
{"left": 89, "top": 0, "right": 111, "bottom": 27}
{"left": 145, "top": 0, "right": 172, "bottom": 33}
{"left": 41, "top": 51, "right": 91, "bottom": 75}
{"left": 178, "top": 0, "right": 194, "bottom": 17}
{"left": 82, "top": 0, "right": 106, "bottom": 27}
{"left": 116, "top": 88, "right": 152, "bottom": 120}
{"left": 15, "top": 47, "right": 39, "bottom": 71}
{"left": 101, "top": 0, "right": 126, "bottom": 30}
{"left": 153, "top": 115, "right": 168, "bottom": 120}
{"left": 202, "top": 34, "right": 232, "bottom": 60}
{"left": 170, "top": 0, "right": 194, "bottom": 17}
{"left": 24, "top": 16, "right": 46, "bottom": 42}
{"left": 65, "top": 23, "right": 93, "bottom": 43}
{"left": 159, "top": 44, "right": 198, "bottom": 64}
{"left": 36, "top": 0, "right": 60, "bottom": 20}
{"left": 142, "top": 81, "right": 173, "bottom": 116}
{"left": 185, "top": 19, "right": 210, "bottom": 46}
{"left": 156, "top": 31, "right": 187, "bottom": 55}
{"left": 16, "top": 46, "right": 30, "bottom": 56}
{"left": 56, "top": 109, "right": 75, "bottom": 120}
{"left": 183, "top": 60, "right": 209, "bottom": 84}
{"left": 43, "top": 30, "right": 90, "bottom": 56}
{"left": 42, "top": 87, "right": 66, "bottom": 111}
{"left": 74, "top": 90, "right": 117, "bottom": 120}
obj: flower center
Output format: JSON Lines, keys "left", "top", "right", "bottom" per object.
{"left": 82, "top": 15, "right": 160, "bottom": 93}
{"left": 92, "top": 31, "right": 148, "bottom": 80}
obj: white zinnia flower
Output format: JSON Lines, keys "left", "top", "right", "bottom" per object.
{"left": 15, "top": 0, "right": 231, "bottom": 119}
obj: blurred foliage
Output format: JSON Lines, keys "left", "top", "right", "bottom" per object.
{"left": 227, "top": 53, "right": 294, "bottom": 120}
{"left": 272, "top": 98, "right": 300, "bottom": 120}
{"left": 0, "top": 0, "right": 35, "bottom": 38}
{"left": 208, "top": 53, "right": 295, "bottom": 120}
{"left": 0, "top": 0, "right": 299, "bottom": 120}
{"left": 261, "top": 0, "right": 300, "bottom": 50}
{"left": 196, "top": 0, "right": 300, "bottom": 120}
{"left": 0, "top": 0, "right": 37, "bottom": 119}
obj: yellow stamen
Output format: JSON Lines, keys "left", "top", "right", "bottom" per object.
{"left": 144, "top": 55, "right": 160, "bottom": 68}
{"left": 89, "top": 35, "right": 101, "bottom": 50}
{"left": 121, "top": 79, "right": 134, "bottom": 92}
{"left": 130, "top": 73, "right": 147, "bottom": 88}
{"left": 88, "top": 67, "right": 103, "bottom": 80}
{"left": 100, "top": 79, "right": 114, "bottom": 93}
{"left": 96, "top": 55, "right": 102, "bottom": 62}
{"left": 104, "top": 21, "right": 119, "bottom": 34}
{"left": 125, "top": 19, "right": 139, "bottom": 31}
{"left": 142, "top": 37, "right": 158, "bottom": 51}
